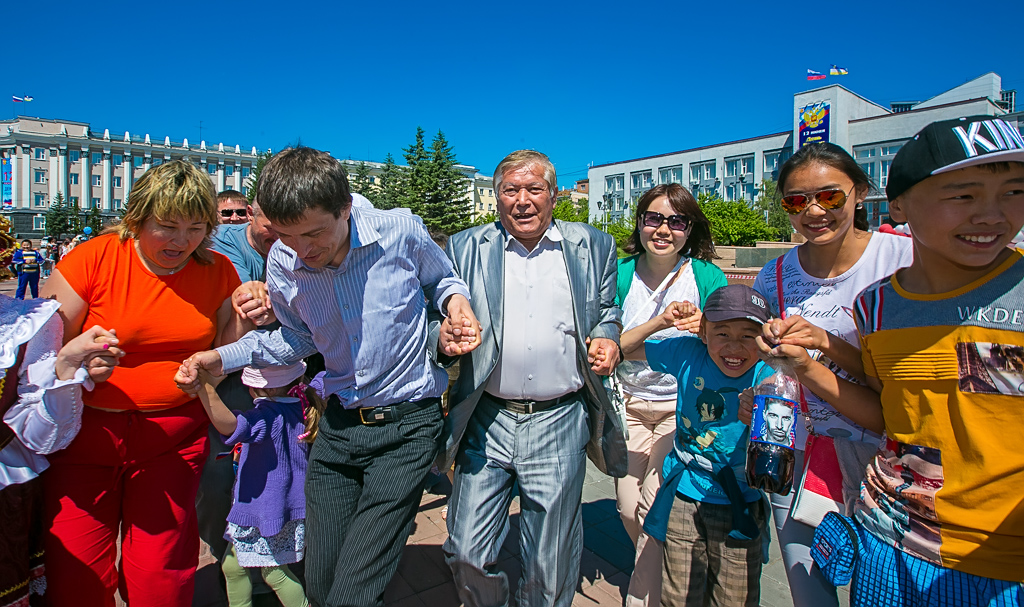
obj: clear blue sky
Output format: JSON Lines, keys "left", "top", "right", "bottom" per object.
{"left": 6, "top": 0, "right": 1021, "bottom": 188}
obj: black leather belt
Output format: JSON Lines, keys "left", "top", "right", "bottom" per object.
{"left": 328, "top": 395, "right": 440, "bottom": 426}
{"left": 484, "top": 390, "right": 582, "bottom": 415}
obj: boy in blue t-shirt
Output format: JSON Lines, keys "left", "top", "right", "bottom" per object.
{"left": 12, "top": 239, "right": 40, "bottom": 299}
{"left": 622, "top": 284, "right": 771, "bottom": 607}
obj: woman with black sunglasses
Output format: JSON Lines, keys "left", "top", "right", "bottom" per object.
{"left": 750, "top": 142, "right": 912, "bottom": 607}
{"left": 614, "top": 183, "right": 726, "bottom": 607}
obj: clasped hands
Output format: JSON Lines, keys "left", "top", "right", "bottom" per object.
{"left": 439, "top": 294, "right": 483, "bottom": 356}
{"left": 232, "top": 281, "right": 276, "bottom": 326}
{"left": 59, "top": 326, "right": 124, "bottom": 383}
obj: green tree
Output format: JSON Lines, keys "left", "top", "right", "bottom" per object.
{"left": 751, "top": 179, "right": 791, "bottom": 241}
{"left": 553, "top": 196, "right": 589, "bottom": 223}
{"left": 86, "top": 205, "right": 104, "bottom": 234}
{"left": 375, "top": 153, "right": 405, "bottom": 210}
{"left": 473, "top": 212, "right": 498, "bottom": 227}
{"left": 697, "top": 191, "right": 775, "bottom": 246}
{"left": 398, "top": 126, "right": 430, "bottom": 215}
{"left": 349, "top": 161, "right": 376, "bottom": 203}
{"left": 599, "top": 203, "right": 636, "bottom": 256}
{"left": 420, "top": 130, "right": 471, "bottom": 234}
{"left": 246, "top": 149, "right": 272, "bottom": 202}
{"left": 44, "top": 193, "right": 83, "bottom": 239}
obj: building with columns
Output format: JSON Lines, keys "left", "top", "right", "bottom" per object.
{"left": 0, "top": 116, "right": 261, "bottom": 237}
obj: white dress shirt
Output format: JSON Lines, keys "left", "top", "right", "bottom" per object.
{"left": 486, "top": 224, "right": 584, "bottom": 401}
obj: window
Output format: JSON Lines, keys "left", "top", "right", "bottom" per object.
{"left": 690, "top": 165, "right": 701, "bottom": 183}
{"left": 881, "top": 144, "right": 902, "bottom": 156}
{"left": 35, "top": 148, "right": 46, "bottom": 160}
{"left": 69, "top": 196, "right": 79, "bottom": 206}
{"left": 34, "top": 194, "right": 46, "bottom": 207}
{"left": 225, "top": 165, "right": 234, "bottom": 176}
{"left": 113, "top": 176, "right": 122, "bottom": 188}
{"left": 92, "top": 175, "right": 101, "bottom": 186}
{"left": 859, "top": 162, "right": 877, "bottom": 186}
{"left": 854, "top": 148, "right": 876, "bottom": 159}
{"left": 880, "top": 160, "right": 891, "bottom": 188}
{"left": 764, "top": 151, "right": 781, "bottom": 174}
{"left": 133, "top": 156, "right": 144, "bottom": 168}
{"left": 741, "top": 157, "right": 754, "bottom": 175}
{"left": 33, "top": 216, "right": 46, "bottom": 231}
{"left": 726, "top": 159, "right": 739, "bottom": 177}
{"left": 34, "top": 170, "right": 46, "bottom": 184}
{"left": 605, "top": 174, "right": 624, "bottom": 192}
{"left": 70, "top": 173, "right": 79, "bottom": 185}
{"left": 113, "top": 199, "right": 122, "bottom": 210}
{"left": 113, "top": 154, "right": 123, "bottom": 166}
{"left": 91, "top": 198, "right": 101, "bottom": 208}
{"left": 207, "top": 164, "right": 217, "bottom": 175}
{"left": 743, "top": 183, "right": 755, "bottom": 201}
{"left": 152, "top": 158, "right": 163, "bottom": 166}
{"left": 241, "top": 167, "right": 251, "bottom": 178}
{"left": 92, "top": 152, "right": 102, "bottom": 165}
{"left": 704, "top": 163, "right": 716, "bottom": 180}
{"left": 70, "top": 151, "right": 80, "bottom": 162}
{"left": 241, "top": 186, "right": 248, "bottom": 197}
{"left": 630, "top": 170, "right": 652, "bottom": 190}
{"left": 726, "top": 184, "right": 737, "bottom": 201}
{"left": 659, "top": 166, "right": 683, "bottom": 185}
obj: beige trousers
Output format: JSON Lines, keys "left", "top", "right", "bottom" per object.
{"left": 614, "top": 394, "right": 677, "bottom": 607}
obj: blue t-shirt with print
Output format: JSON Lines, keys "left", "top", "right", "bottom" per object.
{"left": 647, "top": 336, "right": 769, "bottom": 505}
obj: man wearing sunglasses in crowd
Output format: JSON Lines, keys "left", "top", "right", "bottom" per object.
{"left": 217, "top": 189, "right": 250, "bottom": 225}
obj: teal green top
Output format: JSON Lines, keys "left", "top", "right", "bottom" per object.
{"left": 615, "top": 254, "right": 728, "bottom": 310}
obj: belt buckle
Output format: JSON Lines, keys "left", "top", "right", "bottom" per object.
{"left": 505, "top": 399, "right": 535, "bottom": 415}
{"left": 358, "top": 406, "right": 387, "bottom": 425}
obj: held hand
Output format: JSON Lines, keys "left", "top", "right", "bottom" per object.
{"left": 761, "top": 316, "right": 827, "bottom": 351}
{"left": 754, "top": 339, "right": 814, "bottom": 373}
{"left": 57, "top": 326, "right": 124, "bottom": 382}
{"left": 232, "top": 281, "right": 276, "bottom": 326}
{"left": 441, "top": 294, "right": 482, "bottom": 356}
{"left": 586, "top": 337, "right": 620, "bottom": 376}
{"left": 175, "top": 350, "right": 224, "bottom": 396}
{"left": 660, "top": 301, "right": 700, "bottom": 332}
{"left": 738, "top": 388, "right": 754, "bottom": 426}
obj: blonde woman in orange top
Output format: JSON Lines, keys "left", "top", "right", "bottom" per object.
{"left": 40, "top": 160, "right": 251, "bottom": 607}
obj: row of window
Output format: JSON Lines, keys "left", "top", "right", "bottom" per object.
{"left": 605, "top": 150, "right": 789, "bottom": 194}
{"left": 33, "top": 194, "right": 120, "bottom": 209}
{"left": 30, "top": 148, "right": 249, "bottom": 176}
{"left": 32, "top": 170, "right": 126, "bottom": 188}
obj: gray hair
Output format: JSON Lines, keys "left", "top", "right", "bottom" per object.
{"left": 493, "top": 150, "right": 557, "bottom": 198}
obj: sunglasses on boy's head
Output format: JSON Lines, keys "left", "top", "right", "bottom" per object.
{"left": 220, "top": 208, "right": 247, "bottom": 218}
{"left": 641, "top": 211, "right": 690, "bottom": 232}
{"left": 779, "top": 187, "right": 854, "bottom": 215}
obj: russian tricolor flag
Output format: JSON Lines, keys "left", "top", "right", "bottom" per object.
{"left": 807, "top": 70, "right": 826, "bottom": 81}
{"left": 12, "top": 95, "right": 33, "bottom": 102}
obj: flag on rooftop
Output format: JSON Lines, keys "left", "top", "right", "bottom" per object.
{"left": 12, "top": 95, "right": 33, "bottom": 102}
{"left": 830, "top": 65, "right": 849, "bottom": 75}
{"left": 807, "top": 69, "right": 826, "bottom": 81}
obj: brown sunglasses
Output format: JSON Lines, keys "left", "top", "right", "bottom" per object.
{"left": 779, "top": 187, "right": 854, "bottom": 215}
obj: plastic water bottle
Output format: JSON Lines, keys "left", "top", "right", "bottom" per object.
{"left": 746, "top": 359, "right": 800, "bottom": 494}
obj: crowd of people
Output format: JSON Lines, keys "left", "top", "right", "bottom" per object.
{"left": 0, "top": 113, "right": 1022, "bottom": 607}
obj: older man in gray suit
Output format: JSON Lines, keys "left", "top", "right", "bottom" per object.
{"left": 439, "top": 150, "right": 627, "bottom": 607}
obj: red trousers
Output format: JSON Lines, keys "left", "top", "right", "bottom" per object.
{"left": 43, "top": 400, "right": 209, "bottom": 607}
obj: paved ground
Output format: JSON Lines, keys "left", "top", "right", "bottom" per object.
{"left": 190, "top": 459, "right": 851, "bottom": 607}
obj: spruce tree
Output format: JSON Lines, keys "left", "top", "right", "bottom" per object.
{"left": 399, "top": 127, "right": 430, "bottom": 215}
{"left": 349, "top": 161, "right": 376, "bottom": 204}
{"left": 421, "top": 130, "right": 471, "bottom": 235}
{"left": 375, "top": 153, "right": 405, "bottom": 210}
{"left": 44, "top": 193, "right": 67, "bottom": 239}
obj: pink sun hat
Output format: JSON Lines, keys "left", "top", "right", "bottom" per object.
{"left": 241, "top": 362, "right": 307, "bottom": 389}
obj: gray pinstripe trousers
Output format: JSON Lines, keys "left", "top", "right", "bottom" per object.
{"left": 304, "top": 400, "right": 443, "bottom": 607}
{"left": 444, "top": 394, "right": 590, "bottom": 607}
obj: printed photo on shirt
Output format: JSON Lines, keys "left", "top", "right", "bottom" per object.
{"left": 957, "top": 342, "right": 1024, "bottom": 396}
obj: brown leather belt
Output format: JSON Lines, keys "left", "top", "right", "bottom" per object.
{"left": 484, "top": 389, "right": 582, "bottom": 415}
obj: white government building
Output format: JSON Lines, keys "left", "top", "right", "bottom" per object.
{"left": 0, "top": 117, "right": 261, "bottom": 236}
{"left": 588, "top": 71, "right": 1021, "bottom": 229}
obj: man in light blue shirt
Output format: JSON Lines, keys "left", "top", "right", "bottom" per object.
{"left": 179, "top": 147, "right": 481, "bottom": 607}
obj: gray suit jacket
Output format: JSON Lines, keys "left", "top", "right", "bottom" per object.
{"left": 436, "top": 220, "right": 628, "bottom": 478}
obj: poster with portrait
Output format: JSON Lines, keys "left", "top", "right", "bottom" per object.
{"left": 750, "top": 395, "right": 797, "bottom": 448}
{"left": 799, "top": 101, "right": 830, "bottom": 148}
{"left": 1, "top": 158, "right": 11, "bottom": 206}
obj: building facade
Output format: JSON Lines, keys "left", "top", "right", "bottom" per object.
{"left": 588, "top": 72, "right": 1021, "bottom": 229}
{"left": 0, "top": 117, "right": 261, "bottom": 237}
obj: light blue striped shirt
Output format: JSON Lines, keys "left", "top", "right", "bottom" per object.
{"left": 217, "top": 208, "right": 470, "bottom": 408}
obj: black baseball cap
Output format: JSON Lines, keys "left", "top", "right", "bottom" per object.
{"left": 703, "top": 285, "right": 770, "bottom": 325}
{"left": 886, "top": 115, "right": 1024, "bottom": 201}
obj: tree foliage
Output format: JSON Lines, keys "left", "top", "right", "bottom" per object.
{"left": 421, "top": 130, "right": 471, "bottom": 234}
{"left": 44, "top": 193, "right": 83, "bottom": 239}
{"left": 246, "top": 149, "right": 272, "bottom": 202}
{"left": 553, "top": 196, "right": 589, "bottom": 223}
{"left": 472, "top": 212, "right": 498, "bottom": 227}
{"left": 697, "top": 191, "right": 775, "bottom": 246}
{"left": 375, "top": 153, "right": 405, "bottom": 210}
{"left": 86, "top": 205, "right": 104, "bottom": 234}
{"left": 751, "top": 179, "right": 792, "bottom": 241}
{"left": 398, "top": 127, "right": 430, "bottom": 216}
{"left": 349, "top": 161, "right": 376, "bottom": 204}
